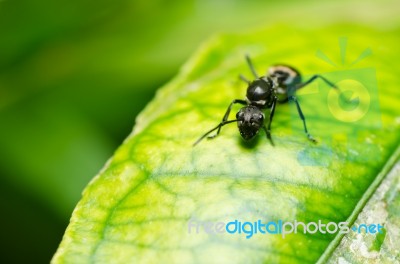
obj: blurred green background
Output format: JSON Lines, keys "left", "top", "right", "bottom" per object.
{"left": 0, "top": 0, "right": 399, "bottom": 263}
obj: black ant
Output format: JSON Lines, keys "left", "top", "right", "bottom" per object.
{"left": 193, "top": 55, "right": 338, "bottom": 146}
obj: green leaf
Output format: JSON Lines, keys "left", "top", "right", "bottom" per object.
{"left": 52, "top": 24, "right": 400, "bottom": 263}
{"left": 327, "top": 159, "right": 400, "bottom": 263}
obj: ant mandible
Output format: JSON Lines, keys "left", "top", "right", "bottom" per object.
{"left": 193, "top": 55, "right": 338, "bottom": 146}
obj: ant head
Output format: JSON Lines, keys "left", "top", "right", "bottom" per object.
{"left": 236, "top": 106, "right": 264, "bottom": 140}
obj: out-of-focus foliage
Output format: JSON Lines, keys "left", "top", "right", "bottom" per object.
{"left": 0, "top": 0, "right": 399, "bottom": 263}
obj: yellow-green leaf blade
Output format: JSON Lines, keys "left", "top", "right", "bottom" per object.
{"left": 53, "top": 24, "right": 400, "bottom": 263}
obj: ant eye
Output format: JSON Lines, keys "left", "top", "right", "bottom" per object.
{"left": 236, "top": 112, "right": 244, "bottom": 119}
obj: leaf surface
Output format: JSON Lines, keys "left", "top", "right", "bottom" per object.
{"left": 53, "top": 24, "right": 400, "bottom": 263}
{"left": 327, "top": 159, "right": 400, "bottom": 263}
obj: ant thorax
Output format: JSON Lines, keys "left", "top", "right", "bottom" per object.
{"left": 268, "top": 76, "right": 286, "bottom": 95}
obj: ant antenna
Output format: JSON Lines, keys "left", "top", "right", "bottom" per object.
{"left": 193, "top": 119, "right": 238, "bottom": 146}
{"left": 245, "top": 54, "right": 259, "bottom": 79}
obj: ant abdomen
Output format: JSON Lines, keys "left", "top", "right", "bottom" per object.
{"left": 268, "top": 65, "right": 302, "bottom": 88}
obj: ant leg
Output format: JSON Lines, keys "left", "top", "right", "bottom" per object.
{"left": 289, "top": 96, "right": 317, "bottom": 143}
{"left": 296, "top": 74, "right": 338, "bottom": 90}
{"left": 239, "top": 74, "right": 250, "bottom": 84}
{"left": 194, "top": 99, "right": 246, "bottom": 146}
{"left": 211, "top": 99, "right": 247, "bottom": 137}
{"left": 245, "top": 54, "right": 259, "bottom": 79}
{"left": 193, "top": 120, "right": 238, "bottom": 146}
{"left": 263, "top": 97, "right": 277, "bottom": 146}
